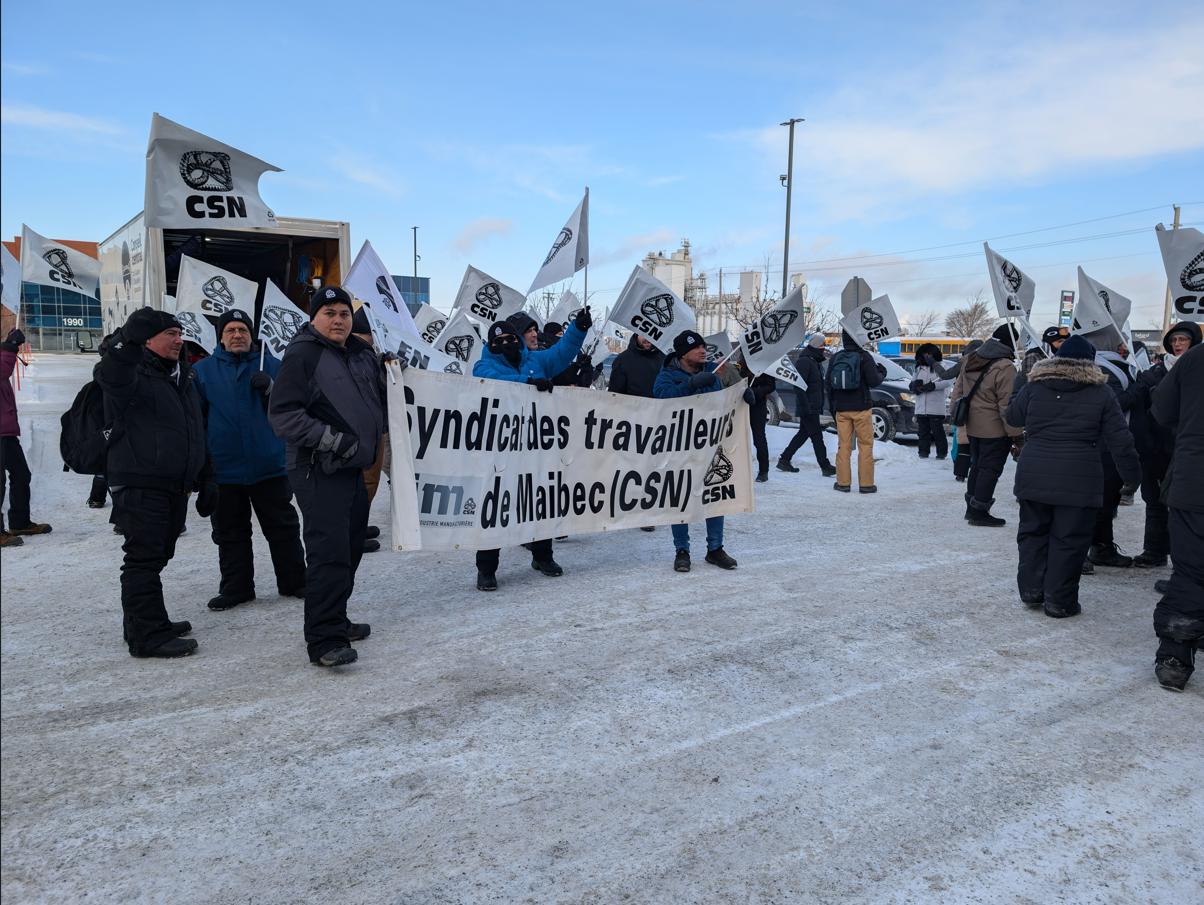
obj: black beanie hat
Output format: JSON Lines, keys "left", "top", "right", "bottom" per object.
{"left": 217, "top": 308, "right": 253, "bottom": 338}
{"left": 144, "top": 308, "right": 182, "bottom": 336}
{"left": 309, "top": 285, "right": 353, "bottom": 320}
{"left": 1055, "top": 334, "right": 1095, "bottom": 361}
{"left": 673, "top": 329, "right": 704, "bottom": 356}
{"left": 991, "top": 322, "right": 1018, "bottom": 350}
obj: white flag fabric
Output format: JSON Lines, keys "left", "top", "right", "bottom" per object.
{"left": 412, "top": 304, "right": 449, "bottom": 345}
{"left": 839, "top": 294, "right": 902, "bottom": 348}
{"left": 1074, "top": 267, "right": 1132, "bottom": 351}
{"left": 984, "top": 242, "right": 1039, "bottom": 350}
{"left": 395, "top": 332, "right": 470, "bottom": 376}
{"left": 738, "top": 285, "right": 809, "bottom": 377}
{"left": 772, "top": 354, "right": 808, "bottom": 391}
{"left": 1, "top": 244, "right": 21, "bottom": 316}
{"left": 609, "top": 265, "right": 697, "bottom": 355}
{"left": 451, "top": 266, "right": 527, "bottom": 325}
{"left": 702, "top": 332, "right": 732, "bottom": 364}
{"left": 176, "top": 255, "right": 258, "bottom": 320}
{"left": 1155, "top": 224, "right": 1204, "bottom": 323}
{"left": 259, "top": 280, "right": 308, "bottom": 359}
{"left": 145, "top": 113, "right": 280, "bottom": 229}
{"left": 344, "top": 241, "right": 420, "bottom": 352}
{"left": 175, "top": 307, "right": 217, "bottom": 350}
{"left": 162, "top": 294, "right": 177, "bottom": 314}
{"left": 528, "top": 189, "right": 589, "bottom": 295}
{"left": 20, "top": 225, "right": 100, "bottom": 297}
{"left": 548, "top": 290, "right": 581, "bottom": 327}
{"left": 431, "top": 308, "right": 485, "bottom": 371}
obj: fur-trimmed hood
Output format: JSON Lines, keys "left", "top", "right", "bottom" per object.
{"left": 1028, "top": 356, "right": 1106, "bottom": 385}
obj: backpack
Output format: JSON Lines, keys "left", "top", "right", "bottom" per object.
{"left": 828, "top": 350, "right": 862, "bottom": 391}
{"left": 59, "top": 380, "right": 113, "bottom": 475}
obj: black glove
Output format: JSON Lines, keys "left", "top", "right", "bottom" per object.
{"left": 1120, "top": 482, "right": 1140, "bottom": 496}
{"left": 908, "top": 378, "right": 924, "bottom": 394}
{"left": 575, "top": 351, "right": 592, "bottom": 366}
{"left": 1010, "top": 438, "right": 1024, "bottom": 461}
{"left": 122, "top": 307, "right": 164, "bottom": 345}
{"left": 195, "top": 482, "right": 219, "bottom": 518}
{"left": 250, "top": 371, "right": 273, "bottom": 396}
{"left": 5, "top": 329, "right": 26, "bottom": 347}
{"left": 573, "top": 307, "right": 593, "bottom": 331}
{"left": 527, "top": 377, "right": 554, "bottom": 393}
{"left": 687, "top": 371, "right": 715, "bottom": 390}
{"left": 921, "top": 382, "right": 937, "bottom": 394}
{"left": 316, "top": 425, "right": 359, "bottom": 473}
{"left": 742, "top": 387, "right": 756, "bottom": 405}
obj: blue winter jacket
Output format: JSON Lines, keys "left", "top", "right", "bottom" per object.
{"left": 653, "top": 355, "right": 721, "bottom": 398}
{"left": 193, "top": 346, "right": 286, "bottom": 485}
{"left": 473, "top": 323, "right": 586, "bottom": 383}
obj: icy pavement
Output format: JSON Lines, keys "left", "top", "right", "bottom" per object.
{"left": 2, "top": 353, "right": 1200, "bottom": 904}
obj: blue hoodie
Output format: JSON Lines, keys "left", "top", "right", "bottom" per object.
{"left": 653, "top": 354, "right": 721, "bottom": 398}
{"left": 473, "top": 322, "right": 586, "bottom": 383}
{"left": 193, "top": 346, "right": 286, "bottom": 485}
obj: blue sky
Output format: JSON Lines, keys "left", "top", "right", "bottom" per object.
{"left": 2, "top": 0, "right": 1201, "bottom": 328}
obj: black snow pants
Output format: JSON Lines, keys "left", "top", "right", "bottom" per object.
{"left": 210, "top": 476, "right": 306, "bottom": 598}
{"left": 0, "top": 435, "right": 32, "bottom": 531}
{"left": 111, "top": 487, "right": 189, "bottom": 654}
{"left": 1091, "top": 451, "right": 1124, "bottom": 547}
{"left": 780, "top": 413, "right": 832, "bottom": 469}
{"left": 1154, "top": 508, "right": 1204, "bottom": 671}
{"left": 1017, "top": 499, "right": 1097, "bottom": 608}
{"left": 1139, "top": 454, "right": 1169, "bottom": 557}
{"left": 749, "top": 400, "right": 769, "bottom": 476}
{"left": 289, "top": 467, "right": 369, "bottom": 662}
{"left": 966, "top": 436, "right": 1011, "bottom": 511}
{"left": 916, "top": 415, "right": 948, "bottom": 459}
{"left": 477, "top": 539, "right": 553, "bottom": 574}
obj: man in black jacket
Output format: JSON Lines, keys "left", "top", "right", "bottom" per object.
{"left": 269, "top": 286, "right": 385, "bottom": 668}
{"left": 828, "top": 331, "right": 884, "bottom": 492}
{"left": 777, "top": 334, "right": 835, "bottom": 476}
{"left": 98, "top": 307, "right": 214, "bottom": 659}
{"left": 608, "top": 333, "right": 664, "bottom": 398}
{"left": 1149, "top": 340, "right": 1204, "bottom": 691}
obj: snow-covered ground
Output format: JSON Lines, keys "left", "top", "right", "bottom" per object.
{"left": 2, "top": 353, "right": 1200, "bottom": 904}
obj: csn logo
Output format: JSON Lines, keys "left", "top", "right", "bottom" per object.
{"left": 470, "top": 282, "right": 505, "bottom": 322}
{"left": 1173, "top": 248, "right": 1204, "bottom": 318}
{"left": 42, "top": 248, "right": 85, "bottom": 291}
{"left": 629, "top": 293, "right": 674, "bottom": 340}
{"left": 179, "top": 149, "right": 251, "bottom": 220}
{"left": 701, "top": 446, "right": 736, "bottom": 504}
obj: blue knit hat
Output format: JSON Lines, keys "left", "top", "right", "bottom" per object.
{"left": 1055, "top": 334, "right": 1095, "bottom": 361}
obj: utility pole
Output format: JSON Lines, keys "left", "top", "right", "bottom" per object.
{"left": 411, "top": 226, "right": 420, "bottom": 306}
{"left": 780, "top": 117, "right": 804, "bottom": 299}
{"left": 1161, "top": 204, "right": 1181, "bottom": 335}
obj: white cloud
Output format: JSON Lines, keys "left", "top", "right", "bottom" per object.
{"left": 0, "top": 102, "right": 121, "bottom": 135}
{"left": 453, "top": 217, "right": 515, "bottom": 254}
{"left": 428, "top": 141, "right": 622, "bottom": 203}
{"left": 327, "top": 152, "right": 405, "bottom": 198}
{"left": 591, "top": 229, "right": 677, "bottom": 267}
{"left": 1, "top": 62, "right": 50, "bottom": 76}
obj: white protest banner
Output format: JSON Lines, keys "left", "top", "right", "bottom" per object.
{"left": 703, "top": 332, "right": 732, "bottom": 364}
{"left": 450, "top": 266, "right": 526, "bottom": 325}
{"left": 175, "top": 307, "right": 217, "bottom": 350}
{"left": 1155, "top": 223, "right": 1204, "bottom": 322}
{"left": 176, "top": 255, "right": 258, "bottom": 320}
{"left": 413, "top": 304, "right": 449, "bottom": 345}
{"left": 609, "top": 265, "right": 697, "bottom": 355}
{"left": 1, "top": 244, "right": 21, "bottom": 316}
{"left": 344, "top": 241, "right": 420, "bottom": 351}
{"left": 388, "top": 370, "right": 753, "bottom": 550}
{"left": 20, "top": 225, "right": 100, "bottom": 297}
{"left": 145, "top": 113, "right": 281, "bottom": 229}
{"left": 431, "top": 308, "right": 484, "bottom": 371}
{"left": 839, "top": 294, "right": 901, "bottom": 348}
{"left": 1074, "top": 267, "right": 1132, "bottom": 351}
{"left": 738, "top": 285, "right": 809, "bottom": 377}
{"left": 259, "top": 280, "right": 308, "bottom": 359}
{"left": 528, "top": 188, "right": 589, "bottom": 295}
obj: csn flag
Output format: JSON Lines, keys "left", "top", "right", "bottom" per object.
{"left": 609, "top": 265, "right": 697, "bottom": 355}
{"left": 450, "top": 266, "right": 526, "bottom": 325}
{"left": 703, "top": 332, "right": 732, "bottom": 364}
{"left": 738, "top": 285, "right": 809, "bottom": 377}
{"left": 431, "top": 308, "right": 485, "bottom": 371}
{"left": 412, "top": 304, "right": 449, "bottom": 345}
{"left": 839, "top": 294, "right": 901, "bottom": 348}
{"left": 344, "top": 241, "right": 420, "bottom": 350}
{"left": 984, "top": 242, "right": 1036, "bottom": 320}
{"left": 1, "top": 244, "right": 21, "bottom": 316}
{"left": 20, "top": 225, "right": 100, "bottom": 297}
{"left": 259, "top": 280, "right": 308, "bottom": 359}
{"left": 1155, "top": 224, "right": 1204, "bottom": 323}
{"left": 175, "top": 306, "right": 217, "bottom": 351}
{"left": 528, "top": 188, "right": 589, "bottom": 295}
{"left": 548, "top": 290, "right": 581, "bottom": 326}
{"left": 145, "top": 113, "right": 281, "bottom": 229}
{"left": 1074, "top": 267, "right": 1132, "bottom": 350}
{"left": 176, "top": 255, "right": 258, "bottom": 318}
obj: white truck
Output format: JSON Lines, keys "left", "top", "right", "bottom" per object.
{"left": 98, "top": 212, "right": 351, "bottom": 338}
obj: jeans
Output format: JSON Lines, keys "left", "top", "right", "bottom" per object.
{"left": 672, "top": 516, "right": 724, "bottom": 554}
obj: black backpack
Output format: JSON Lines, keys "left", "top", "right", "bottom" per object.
{"left": 828, "top": 350, "right": 862, "bottom": 391}
{"left": 59, "top": 380, "right": 113, "bottom": 475}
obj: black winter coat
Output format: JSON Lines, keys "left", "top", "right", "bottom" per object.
{"left": 828, "top": 346, "right": 883, "bottom": 413}
{"left": 1151, "top": 343, "right": 1204, "bottom": 513}
{"left": 792, "top": 346, "right": 826, "bottom": 416}
{"left": 97, "top": 342, "right": 208, "bottom": 493}
{"left": 1006, "top": 356, "right": 1140, "bottom": 508}
{"left": 608, "top": 337, "right": 665, "bottom": 398}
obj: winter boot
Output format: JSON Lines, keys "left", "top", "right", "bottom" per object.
{"left": 532, "top": 558, "right": 564, "bottom": 577}
{"left": 131, "top": 637, "right": 199, "bottom": 659}
{"left": 86, "top": 499, "right": 106, "bottom": 509}
{"left": 9, "top": 522, "right": 52, "bottom": 536}
{"left": 1154, "top": 579, "right": 1171, "bottom": 594}
{"left": 704, "top": 547, "right": 738, "bottom": 570}
{"left": 755, "top": 470, "right": 769, "bottom": 483}
{"left": 674, "top": 550, "right": 691, "bottom": 573}
{"left": 363, "top": 538, "right": 381, "bottom": 553}
{"left": 476, "top": 571, "right": 497, "bottom": 591}
{"left": 859, "top": 485, "right": 878, "bottom": 494}
{"left": 1020, "top": 591, "right": 1045, "bottom": 608}
{"left": 1081, "top": 560, "right": 1095, "bottom": 575}
{"left": 1043, "top": 601, "right": 1081, "bottom": 619}
{"left": 640, "top": 526, "right": 656, "bottom": 532}
{"left": 1133, "top": 551, "right": 1167, "bottom": 568}
{"left": 170, "top": 620, "right": 193, "bottom": 637}
{"left": 348, "top": 623, "right": 371, "bottom": 642}
{"left": 967, "top": 510, "right": 1006, "bottom": 527}
{"left": 833, "top": 482, "right": 851, "bottom": 493}
{"left": 313, "top": 646, "right": 357, "bottom": 668}
{"left": 1154, "top": 654, "right": 1193, "bottom": 692}
{"left": 365, "top": 525, "right": 381, "bottom": 540}
{"left": 0, "top": 532, "right": 24, "bottom": 547}
{"left": 820, "top": 464, "right": 837, "bottom": 477}
{"left": 776, "top": 459, "right": 799, "bottom": 473}
{"left": 208, "top": 592, "right": 255, "bottom": 612}
{"left": 1088, "top": 542, "right": 1132, "bottom": 568}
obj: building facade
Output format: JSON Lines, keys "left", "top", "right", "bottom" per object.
{"left": 3, "top": 237, "right": 102, "bottom": 351}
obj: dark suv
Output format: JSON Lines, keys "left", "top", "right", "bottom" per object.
{"left": 768, "top": 353, "right": 917, "bottom": 442}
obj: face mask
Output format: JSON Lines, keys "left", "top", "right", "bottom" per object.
{"left": 502, "top": 345, "right": 522, "bottom": 366}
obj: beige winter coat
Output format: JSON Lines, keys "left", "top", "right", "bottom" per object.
{"left": 949, "top": 340, "right": 1023, "bottom": 439}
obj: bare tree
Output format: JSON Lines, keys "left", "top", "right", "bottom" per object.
{"left": 902, "top": 309, "right": 942, "bottom": 336}
{"left": 944, "top": 290, "right": 996, "bottom": 338}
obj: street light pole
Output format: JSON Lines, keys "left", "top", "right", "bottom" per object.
{"left": 780, "top": 117, "right": 804, "bottom": 299}
{"left": 411, "top": 226, "right": 419, "bottom": 305}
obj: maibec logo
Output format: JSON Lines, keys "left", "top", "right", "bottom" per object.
{"left": 543, "top": 228, "right": 572, "bottom": 266}
{"left": 201, "top": 275, "right": 235, "bottom": 312}
{"left": 760, "top": 309, "right": 798, "bottom": 345}
{"left": 702, "top": 445, "right": 736, "bottom": 504}
{"left": 179, "top": 149, "right": 251, "bottom": 220}
{"left": 42, "top": 248, "right": 85, "bottom": 290}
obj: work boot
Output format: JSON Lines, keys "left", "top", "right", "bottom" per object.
{"left": 1154, "top": 654, "right": 1193, "bottom": 692}
{"left": 347, "top": 623, "right": 371, "bottom": 642}
{"left": 313, "top": 647, "right": 357, "bottom": 668}
{"left": 674, "top": 550, "right": 691, "bottom": 573}
{"left": 1154, "top": 579, "right": 1171, "bottom": 594}
{"left": 755, "top": 470, "right": 768, "bottom": 483}
{"left": 1133, "top": 551, "right": 1167, "bottom": 568}
{"left": 9, "top": 522, "right": 52, "bottom": 536}
{"left": 1020, "top": 591, "right": 1045, "bottom": 609}
{"left": 365, "top": 525, "right": 381, "bottom": 540}
{"left": 131, "top": 637, "right": 199, "bottom": 659}
{"left": 859, "top": 485, "right": 878, "bottom": 494}
{"left": 704, "top": 547, "right": 738, "bottom": 570}
{"left": 208, "top": 592, "right": 255, "bottom": 612}
{"left": 0, "top": 532, "right": 24, "bottom": 548}
{"left": 776, "top": 459, "right": 799, "bottom": 473}
{"left": 820, "top": 465, "right": 837, "bottom": 477}
{"left": 833, "top": 482, "right": 851, "bottom": 493}
{"left": 170, "top": 620, "right": 193, "bottom": 637}
{"left": 532, "top": 558, "right": 564, "bottom": 577}
{"left": 1043, "top": 601, "right": 1081, "bottom": 619}
{"left": 477, "top": 571, "right": 497, "bottom": 591}
{"left": 1088, "top": 542, "right": 1132, "bottom": 568}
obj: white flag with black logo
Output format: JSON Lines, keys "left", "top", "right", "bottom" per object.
{"left": 174, "top": 306, "right": 217, "bottom": 351}
{"left": 548, "top": 290, "right": 581, "bottom": 327}
{"left": 528, "top": 188, "right": 589, "bottom": 295}
{"left": 431, "top": 308, "right": 485, "bottom": 370}
{"left": 772, "top": 354, "right": 808, "bottom": 391}
{"left": 984, "top": 242, "right": 1035, "bottom": 320}
{"left": 450, "top": 265, "right": 526, "bottom": 325}
{"left": 738, "top": 284, "right": 809, "bottom": 377}
{"left": 259, "top": 280, "right": 308, "bottom": 359}
{"left": 176, "top": 255, "right": 258, "bottom": 319}
{"left": 839, "top": 294, "right": 901, "bottom": 349}
{"left": 412, "top": 304, "right": 450, "bottom": 346}
{"left": 1074, "top": 267, "right": 1132, "bottom": 351}
{"left": 702, "top": 332, "right": 732, "bottom": 364}
{"left": 20, "top": 225, "right": 100, "bottom": 297}
{"left": 1, "top": 244, "right": 21, "bottom": 316}
{"left": 145, "top": 113, "right": 280, "bottom": 229}
{"left": 1155, "top": 223, "right": 1204, "bottom": 323}
{"left": 608, "top": 265, "right": 697, "bottom": 355}
{"left": 344, "top": 241, "right": 420, "bottom": 352}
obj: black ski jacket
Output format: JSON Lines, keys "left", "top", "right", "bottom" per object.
{"left": 608, "top": 336, "right": 665, "bottom": 398}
